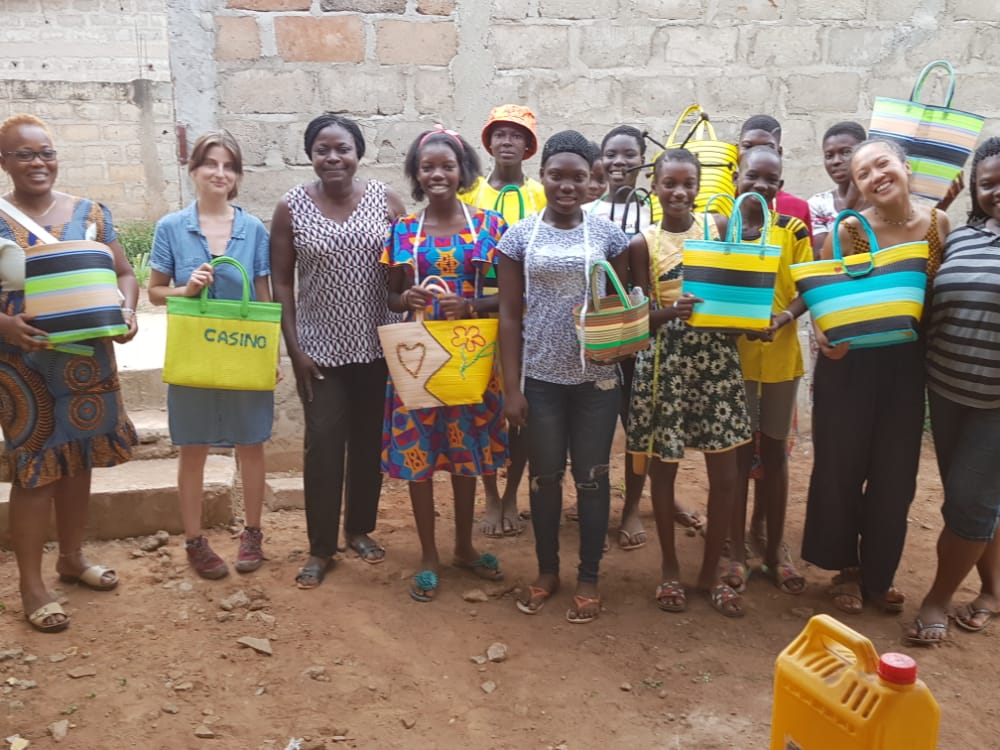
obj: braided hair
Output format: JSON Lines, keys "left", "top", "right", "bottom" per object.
{"left": 600, "top": 125, "right": 645, "bottom": 157}
{"left": 541, "top": 130, "right": 595, "bottom": 167}
{"left": 303, "top": 114, "right": 366, "bottom": 159}
{"left": 968, "top": 137, "right": 1000, "bottom": 224}
{"left": 653, "top": 147, "right": 701, "bottom": 179}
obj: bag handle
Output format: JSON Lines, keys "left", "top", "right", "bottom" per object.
{"left": 666, "top": 105, "right": 704, "bottom": 145}
{"left": 202, "top": 256, "right": 252, "bottom": 318}
{"left": 830, "top": 209, "right": 878, "bottom": 277}
{"left": 493, "top": 185, "right": 526, "bottom": 221}
{"left": 587, "top": 259, "right": 631, "bottom": 314}
{"left": 910, "top": 60, "right": 956, "bottom": 108}
{"left": 608, "top": 186, "right": 650, "bottom": 234}
{"left": 411, "top": 274, "right": 451, "bottom": 322}
{"left": 727, "top": 192, "right": 772, "bottom": 251}
{"left": 699, "top": 192, "right": 737, "bottom": 240}
{"left": 0, "top": 197, "right": 60, "bottom": 244}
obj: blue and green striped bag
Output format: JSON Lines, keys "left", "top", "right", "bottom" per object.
{"left": 790, "top": 210, "right": 929, "bottom": 348}
{"left": 681, "top": 192, "right": 781, "bottom": 333}
{"left": 869, "top": 60, "right": 985, "bottom": 202}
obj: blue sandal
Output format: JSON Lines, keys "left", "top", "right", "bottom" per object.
{"left": 410, "top": 570, "right": 439, "bottom": 602}
{"left": 453, "top": 552, "right": 504, "bottom": 581}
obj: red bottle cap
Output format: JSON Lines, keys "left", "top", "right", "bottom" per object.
{"left": 878, "top": 652, "right": 917, "bottom": 685}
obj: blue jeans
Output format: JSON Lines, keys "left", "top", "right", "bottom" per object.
{"left": 524, "top": 376, "right": 620, "bottom": 584}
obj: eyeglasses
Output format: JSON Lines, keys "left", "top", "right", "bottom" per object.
{"left": 2, "top": 148, "right": 58, "bottom": 163}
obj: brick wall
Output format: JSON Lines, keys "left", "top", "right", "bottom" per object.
{"left": 0, "top": 0, "right": 179, "bottom": 222}
{"left": 212, "top": 0, "right": 999, "bottom": 224}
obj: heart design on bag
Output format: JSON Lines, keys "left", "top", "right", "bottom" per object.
{"left": 397, "top": 343, "right": 427, "bottom": 378}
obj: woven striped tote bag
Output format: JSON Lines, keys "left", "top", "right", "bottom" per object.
{"left": 790, "top": 210, "right": 929, "bottom": 348}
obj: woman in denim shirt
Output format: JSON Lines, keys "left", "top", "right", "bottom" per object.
{"left": 148, "top": 131, "right": 273, "bottom": 580}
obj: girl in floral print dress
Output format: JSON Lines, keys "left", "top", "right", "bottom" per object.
{"left": 381, "top": 127, "right": 508, "bottom": 602}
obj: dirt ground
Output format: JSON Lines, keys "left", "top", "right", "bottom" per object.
{"left": 2, "top": 432, "right": 999, "bottom": 750}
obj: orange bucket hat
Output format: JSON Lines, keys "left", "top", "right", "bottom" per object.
{"left": 481, "top": 104, "right": 539, "bottom": 160}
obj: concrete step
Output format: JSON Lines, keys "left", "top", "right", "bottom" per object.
{"left": 0, "top": 454, "right": 237, "bottom": 546}
{"left": 265, "top": 473, "right": 303, "bottom": 511}
{"left": 128, "top": 407, "right": 233, "bottom": 460}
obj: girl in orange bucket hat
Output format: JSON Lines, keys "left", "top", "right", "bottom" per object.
{"left": 460, "top": 105, "right": 547, "bottom": 539}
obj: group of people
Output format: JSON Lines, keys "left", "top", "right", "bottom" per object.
{"left": 2, "top": 105, "right": 999, "bottom": 645}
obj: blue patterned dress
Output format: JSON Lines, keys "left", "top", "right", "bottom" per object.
{"left": 0, "top": 198, "right": 136, "bottom": 488}
{"left": 380, "top": 206, "right": 508, "bottom": 480}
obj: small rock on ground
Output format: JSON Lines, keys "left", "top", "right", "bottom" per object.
{"left": 462, "top": 589, "right": 489, "bottom": 603}
{"left": 236, "top": 636, "right": 272, "bottom": 656}
{"left": 48, "top": 719, "right": 70, "bottom": 742}
{"left": 486, "top": 642, "right": 508, "bottom": 663}
{"left": 480, "top": 680, "right": 497, "bottom": 694}
{"left": 194, "top": 724, "right": 215, "bottom": 738}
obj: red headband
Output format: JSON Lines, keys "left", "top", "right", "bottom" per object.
{"left": 418, "top": 124, "right": 464, "bottom": 153}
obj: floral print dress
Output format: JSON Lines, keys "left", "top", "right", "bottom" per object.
{"left": 379, "top": 206, "right": 508, "bottom": 480}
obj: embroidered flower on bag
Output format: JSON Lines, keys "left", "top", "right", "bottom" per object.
{"left": 451, "top": 325, "right": 487, "bottom": 353}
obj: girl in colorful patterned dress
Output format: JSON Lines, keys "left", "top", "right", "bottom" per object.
{"left": 382, "top": 127, "right": 508, "bottom": 602}
{"left": 626, "top": 149, "right": 752, "bottom": 618}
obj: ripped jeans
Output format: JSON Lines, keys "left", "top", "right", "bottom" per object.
{"left": 524, "top": 376, "right": 620, "bottom": 584}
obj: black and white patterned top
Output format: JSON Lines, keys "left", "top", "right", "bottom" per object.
{"left": 286, "top": 180, "right": 400, "bottom": 368}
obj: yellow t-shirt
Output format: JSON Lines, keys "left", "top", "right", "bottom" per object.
{"left": 458, "top": 177, "right": 546, "bottom": 225}
{"left": 737, "top": 214, "right": 812, "bottom": 383}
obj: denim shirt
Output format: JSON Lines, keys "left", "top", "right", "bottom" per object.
{"left": 150, "top": 202, "right": 270, "bottom": 301}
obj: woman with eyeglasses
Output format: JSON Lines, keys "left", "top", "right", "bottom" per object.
{"left": 0, "top": 114, "right": 139, "bottom": 633}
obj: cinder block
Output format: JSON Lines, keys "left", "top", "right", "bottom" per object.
{"left": 662, "top": 25, "right": 740, "bottom": 67}
{"left": 578, "top": 25, "right": 656, "bottom": 69}
{"left": 785, "top": 72, "right": 862, "bottom": 116}
{"left": 216, "top": 15, "right": 261, "bottom": 62}
{"left": 414, "top": 68, "right": 454, "bottom": 115}
{"left": 275, "top": 16, "right": 365, "bottom": 63}
{"left": 491, "top": 24, "right": 569, "bottom": 70}
{"left": 904, "top": 26, "right": 975, "bottom": 68}
{"left": 794, "top": 0, "right": 866, "bottom": 20}
{"left": 376, "top": 20, "right": 457, "bottom": 65}
{"left": 952, "top": 0, "right": 998, "bottom": 21}
{"left": 748, "top": 25, "right": 823, "bottom": 67}
{"left": 538, "top": 0, "right": 620, "bottom": 19}
{"left": 490, "top": 0, "right": 532, "bottom": 20}
{"left": 711, "top": 0, "right": 783, "bottom": 22}
{"left": 265, "top": 474, "right": 304, "bottom": 511}
{"left": 315, "top": 65, "right": 407, "bottom": 116}
{"left": 227, "top": 0, "right": 310, "bottom": 10}
{"left": 417, "top": 0, "right": 455, "bottom": 15}
{"left": 631, "top": 0, "right": 707, "bottom": 20}
{"left": 221, "top": 69, "right": 319, "bottom": 114}
{"left": 320, "top": 0, "right": 406, "bottom": 10}
{"left": 825, "top": 27, "right": 903, "bottom": 67}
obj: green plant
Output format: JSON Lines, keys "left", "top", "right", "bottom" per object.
{"left": 116, "top": 221, "right": 155, "bottom": 286}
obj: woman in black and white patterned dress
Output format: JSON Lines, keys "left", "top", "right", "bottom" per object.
{"left": 270, "top": 114, "right": 406, "bottom": 589}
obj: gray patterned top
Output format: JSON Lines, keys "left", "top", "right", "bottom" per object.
{"left": 498, "top": 213, "right": 629, "bottom": 385}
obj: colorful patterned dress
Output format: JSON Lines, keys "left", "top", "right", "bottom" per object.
{"left": 380, "top": 206, "right": 508, "bottom": 480}
{"left": 0, "top": 198, "right": 137, "bottom": 488}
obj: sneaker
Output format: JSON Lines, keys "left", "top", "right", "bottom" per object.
{"left": 235, "top": 527, "right": 264, "bottom": 574}
{"left": 185, "top": 536, "right": 229, "bottom": 579}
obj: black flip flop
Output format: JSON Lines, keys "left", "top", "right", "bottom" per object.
{"left": 295, "top": 559, "right": 331, "bottom": 589}
{"left": 348, "top": 536, "right": 386, "bottom": 565}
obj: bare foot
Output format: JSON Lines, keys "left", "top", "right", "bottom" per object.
{"left": 498, "top": 493, "right": 525, "bottom": 536}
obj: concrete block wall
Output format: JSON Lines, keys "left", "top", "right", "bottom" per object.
{"left": 211, "top": 0, "right": 1000, "bottom": 223}
{"left": 0, "top": 0, "right": 180, "bottom": 221}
